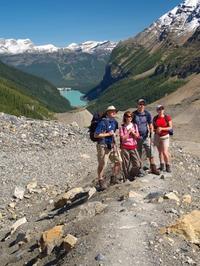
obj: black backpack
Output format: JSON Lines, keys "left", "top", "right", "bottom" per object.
{"left": 89, "top": 112, "right": 106, "bottom": 142}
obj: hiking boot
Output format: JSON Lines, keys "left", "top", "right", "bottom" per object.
{"left": 98, "top": 179, "right": 107, "bottom": 191}
{"left": 150, "top": 164, "right": 160, "bottom": 175}
{"left": 110, "top": 175, "right": 121, "bottom": 185}
{"left": 136, "top": 168, "right": 146, "bottom": 178}
{"left": 143, "top": 165, "right": 149, "bottom": 171}
{"left": 137, "top": 172, "right": 146, "bottom": 178}
{"left": 166, "top": 164, "right": 171, "bottom": 173}
{"left": 159, "top": 163, "right": 165, "bottom": 171}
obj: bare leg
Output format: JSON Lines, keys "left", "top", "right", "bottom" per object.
{"left": 97, "top": 164, "right": 105, "bottom": 180}
{"left": 162, "top": 145, "right": 170, "bottom": 164}
{"left": 113, "top": 162, "right": 121, "bottom": 176}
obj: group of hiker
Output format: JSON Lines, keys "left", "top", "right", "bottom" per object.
{"left": 91, "top": 99, "right": 173, "bottom": 191}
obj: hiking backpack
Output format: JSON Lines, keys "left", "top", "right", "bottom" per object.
{"left": 132, "top": 110, "right": 151, "bottom": 138}
{"left": 88, "top": 113, "right": 118, "bottom": 142}
{"left": 89, "top": 113, "right": 106, "bottom": 142}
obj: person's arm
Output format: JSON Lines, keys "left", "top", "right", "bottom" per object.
{"left": 149, "top": 123, "right": 154, "bottom": 136}
{"left": 94, "top": 120, "right": 114, "bottom": 139}
{"left": 119, "top": 126, "right": 130, "bottom": 141}
{"left": 130, "top": 124, "right": 140, "bottom": 139}
{"left": 94, "top": 131, "right": 114, "bottom": 138}
{"left": 156, "top": 117, "right": 172, "bottom": 133}
{"left": 147, "top": 111, "right": 154, "bottom": 137}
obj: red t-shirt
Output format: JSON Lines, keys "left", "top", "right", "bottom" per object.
{"left": 154, "top": 115, "right": 171, "bottom": 136}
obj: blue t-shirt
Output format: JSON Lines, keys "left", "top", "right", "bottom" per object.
{"left": 95, "top": 117, "right": 118, "bottom": 145}
{"left": 133, "top": 110, "right": 152, "bottom": 139}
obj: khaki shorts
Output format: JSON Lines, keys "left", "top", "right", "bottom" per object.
{"left": 97, "top": 144, "right": 121, "bottom": 169}
{"left": 154, "top": 134, "right": 170, "bottom": 148}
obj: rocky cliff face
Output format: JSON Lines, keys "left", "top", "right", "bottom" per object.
{"left": 135, "top": 0, "right": 200, "bottom": 48}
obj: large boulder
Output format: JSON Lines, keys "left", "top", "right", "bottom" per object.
{"left": 39, "top": 225, "right": 63, "bottom": 255}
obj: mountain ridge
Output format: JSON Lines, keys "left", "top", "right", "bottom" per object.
{"left": 0, "top": 40, "right": 117, "bottom": 92}
{"left": 85, "top": 0, "right": 200, "bottom": 111}
{"left": 0, "top": 39, "right": 117, "bottom": 55}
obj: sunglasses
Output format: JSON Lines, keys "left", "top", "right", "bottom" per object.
{"left": 125, "top": 115, "right": 132, "bottom": 118}
{"left": 138, "top": 103, "right": 145, "bottom": 106}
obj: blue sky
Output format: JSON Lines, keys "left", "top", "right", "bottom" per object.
{"left": 0, "top": 0, "right": 181, "bottom": 46}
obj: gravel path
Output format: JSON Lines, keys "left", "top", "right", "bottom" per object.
{"left": 0, "top": 113, "right": 200, "bottom": 266}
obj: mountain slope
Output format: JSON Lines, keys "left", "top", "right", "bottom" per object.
{"left": 0, "top": 77, "right": 52, "bottom": 119}
{"left": 0, "top": 40, "right": 116, "bottom": 92}
{"left": 0, "top": 61, "right": 72, "bottom": 113}
{"left": 85, "top": 0, "right": 200, "bottom": 112}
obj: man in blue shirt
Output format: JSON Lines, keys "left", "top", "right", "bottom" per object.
{"left": 133, "top": 99, "right": 160, "bottom": 175}
{"left": 94, "top": 105, "right": 121, "bottom": 190}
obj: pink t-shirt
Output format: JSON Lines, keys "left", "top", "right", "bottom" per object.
{"left": 119, "top": 123, "right": 139, "bottom": 150}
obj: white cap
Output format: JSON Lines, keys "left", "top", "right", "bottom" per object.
{"left": 156, "top": 104, "right": 164, "bottom": 110}
{"left": 106, "top": 105, "right": 118, "bottom": 112}
{"left": 137, "top": 99, "right": 146, "bottom": 104}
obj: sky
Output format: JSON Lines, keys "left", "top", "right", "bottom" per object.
{"left": 0, "top": 0, "right": 181, "bottom": 47}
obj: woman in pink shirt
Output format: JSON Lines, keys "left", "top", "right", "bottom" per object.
{"left": 119, "top": 111, "right": 141, "bottom": 181}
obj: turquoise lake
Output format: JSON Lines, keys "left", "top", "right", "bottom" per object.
{"left": 60, "top": 89, "right": 87, "bottom": 107}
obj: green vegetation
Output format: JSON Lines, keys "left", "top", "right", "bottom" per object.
{"left": 87, "top": 75, "right": 186, "bottom": 113}
{"left": 0, "top": 61, "right": 72, "bottom": 113}
{"left": 110, "top": 44, "right": 163, "bottom": 77}
{"left": 0, "top": 78, "right": 52, "bottom": 119}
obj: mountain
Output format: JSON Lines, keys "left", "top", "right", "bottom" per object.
{"left": 85, "top": 0, "right": 200, "bottom": 112}
{"left": 0, "top": 60, "right": 72, "bottom": 118}
{"left": 0, "top": 39, "right": 116, "bottom": 55}
{"left": 0, "top": 40, "right": 117, "bottom": 93}
{"left": 0, "top": 39, "right": 58, "bottom": 54}
{"left": 66, "top": 40, "right": 116, "bottom": 54}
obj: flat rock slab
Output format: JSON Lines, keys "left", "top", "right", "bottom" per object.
{"left": 162, "top": 210, "right": 200, "bottom": 244}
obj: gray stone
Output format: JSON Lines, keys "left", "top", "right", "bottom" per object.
{"left": 95, "top": 253, "right": 106, "bottom": 261}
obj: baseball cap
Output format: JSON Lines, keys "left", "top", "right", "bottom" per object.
{"left": 137, "top": 99, "right": 146, "bottom": 104}
{"left": 156, "top": 104, "right": 164, "bottom": 110}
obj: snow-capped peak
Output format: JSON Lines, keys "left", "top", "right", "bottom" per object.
{"left": 0, "top": 38, "right": 117, "bottom": 55}
{"left": 183, "top": 0, "right": 200, "bottom": 7}
{"left": 157, "top": 0, "right": 200, "bottom": 39}
{"left": 137, "top": 0, "right": 200, "bottom": 48}
{"left": 0, "top": 38, "right": 58, "bottom": 54}
{"left": 66, "top": 40, "right": 117, "bottom": 53}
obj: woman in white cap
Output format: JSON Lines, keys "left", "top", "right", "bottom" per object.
{"left": 153, "top": 105, "right": 173, "bottom": 172}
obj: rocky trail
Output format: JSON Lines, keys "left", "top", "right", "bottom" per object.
{"left": 0, "top": 113, "right": 200, "bottom": 266}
